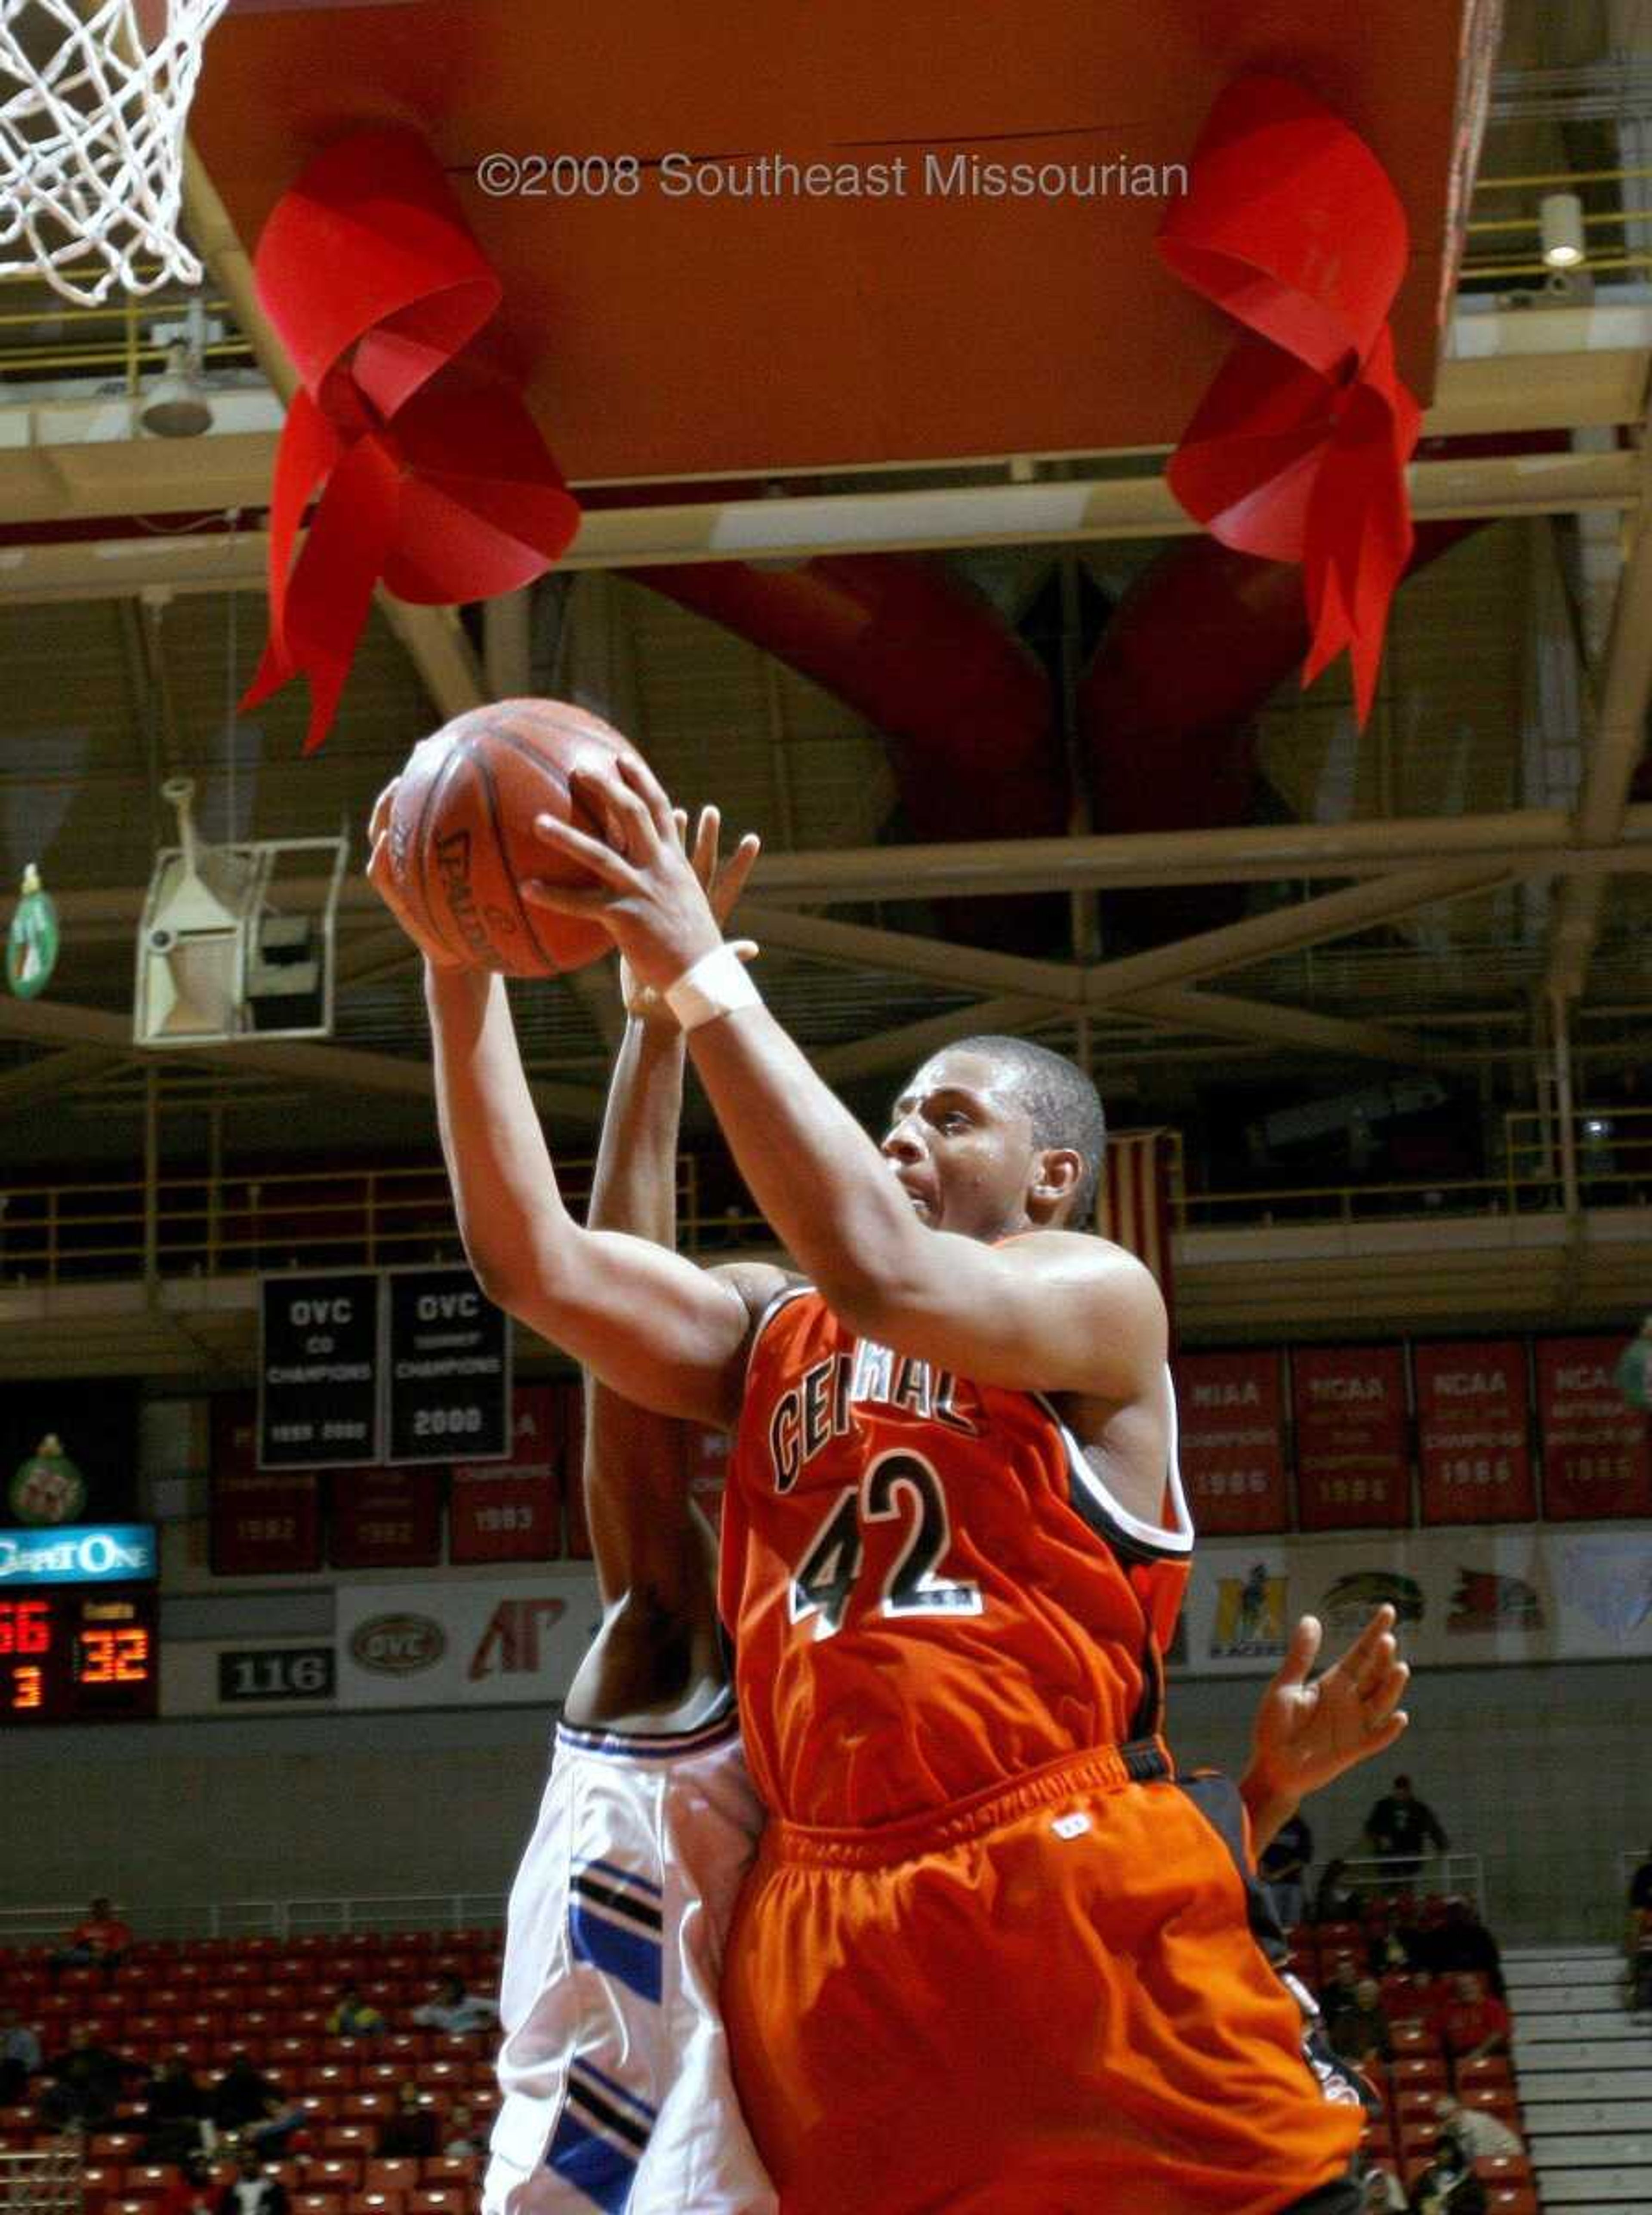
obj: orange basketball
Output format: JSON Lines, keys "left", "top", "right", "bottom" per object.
{"left": 386, "top": 699, "right": 642, "bottom": 976}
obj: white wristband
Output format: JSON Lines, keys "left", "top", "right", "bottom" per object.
{"left": 665, "top": 943, "right": 761, "bottom": 1032}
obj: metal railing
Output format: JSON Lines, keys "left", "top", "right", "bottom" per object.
{"left": 1184, "top": 1105, "right": 1652, "bottom": 1230}
{"left": 1332, "top": 1853, "right": 1486, "bottom": 1918}
{"left": 0, "top": 2148, "right": 79, "bottom": 2215}
{"left": 0, "top": 1157, "right": 703, "bottom": 1288}
{"left": 4, "top": 1107, "right": 1652, "bottom": 1289}
{"left": 0, "top": 1895, "right": 503, "bottom": 1952}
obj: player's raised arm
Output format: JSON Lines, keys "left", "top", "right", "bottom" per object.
{"left": 579, "top": 812, "right": 763, "bottom": 1620}
{"left": 366, "top": 781, "right": 775, "bottom": 1429}
{"left": 522, "top": 756, "right": 1163, "bottom": 1403}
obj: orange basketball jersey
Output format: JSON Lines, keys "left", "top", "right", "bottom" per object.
{"left": 719, "top": 1285, "right": 1193, "bottom": 1830}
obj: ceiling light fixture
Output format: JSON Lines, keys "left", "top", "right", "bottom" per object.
{"left": 1540, "top": 191, "right": 1586, "bottom": 270}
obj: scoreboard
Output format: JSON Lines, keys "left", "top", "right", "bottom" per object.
{"left": 0, "top": 1525, "right": 158, "bottom": 1725}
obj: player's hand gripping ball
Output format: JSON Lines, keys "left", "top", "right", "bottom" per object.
{"left": 372, "top": 699, "right": 649, "bottom": 976}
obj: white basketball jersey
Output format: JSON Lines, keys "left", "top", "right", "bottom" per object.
{"left": 484, "top": 1704, "right": 775, "bottom": 2215}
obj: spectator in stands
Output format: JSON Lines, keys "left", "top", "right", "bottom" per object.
{"left": 411, "top": 1974, "right": 498, "bottom": 2036}
{"left": 160, "top": 2148, "right": 218, "bottom": 2215}
{"left": 1629, "top": 1840, "right": 1652, "bottom": 1920}
{"left": 1325, "top": 1976, "right": 1392, "bottom": 2070}
{"left": 39, "top": 2023, "right": 123, "bottom": 2130}
{"left": 1362, "top": 1775, "right": 1449, "bottom": 1886}
{"left": 1427, "top": 1898, "right": 1505, "bottom": 1999}
{"left": 0, "top": 2005, "right": 42, "bottom": 2104}
{"left": 208, "top": 2052, "right": 306, "bottom": 2154}
{"left": 442, "top": 2103, "right": 480, "bottom": 2159}
{"left": 1440, "top": 1972, "right": 1511, "bottom": 2070}
{"left": 1431, "top": 2095, "right": 1521, "bottom": 2163}
{"left": 1359, "top": 2160, "right": 1407, "bottom": 2212}
{"left": 324, "top": 1982, "right": 384, "bottom": 2040}
{"left": 375, "top": 2081, "right": 439, "bottom": 2160}
{"left": 1313, "top": 1856, "right": 1363, "bottom": 1923}
{"left": 49, "top": 1897, "right": 132, "bottom": 1984}
{"left": 1259, "top": 1809, "right": 1313, "bottom": 1935}
{"left": 142, "top": 2055, "right": 212, "bottom": 2162}
{"left": 209, "top": 2053, "right": 280, "bottom": 2137}
{"left": 1405, "top": 2134, "right": 1486, "bottom": 2214}
{"left": 216, "top": 2146, "right": 288, "bottom": 2215}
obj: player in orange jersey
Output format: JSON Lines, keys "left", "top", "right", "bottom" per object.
{"left": 378, "top": 743, "right": 1409, "bottom": 2215}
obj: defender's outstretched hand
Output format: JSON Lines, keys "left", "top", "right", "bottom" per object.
{"left": 1248, "top": 1605, "right": 1410, "bottom": 1807}
{"left": 365, "top": 769, "right": 467, "bottom": 970}
{"left": 620, "top": 804, "right": 760, "bottom": 1024}
{"left": 523, "top": 752, "right": 727, "bottom": 991}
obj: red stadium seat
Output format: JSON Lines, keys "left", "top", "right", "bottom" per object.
{"left": 1483, "top": 2193, "right": 1538, "bottom": 2215}
{"left": 419, "top": 2159, "right": 478, "bottom": 2186}
{"left": 1389, "top": 2057, "right": 1449, "bottom": 2093}
{"left": 349, "top": 2192, "right": 407, "bottom": 2215}
{"left": 324, "top": 2126, "right": 376, "bottom": 2157}
{"left": 301, "top": 2158, "right": 363, "bottom": 2191}
{"left": 407, "top": 2191, "right": 467, "bottom": 2215}
{"left": 1457, "top": 2055, "right": 1515, "bottom": 2091}
{"left": 294, "top": 2197, "right": 346, "bottom": 2215}
{"left": 1474, "top": 2156, "right": 1534, "bottom": 2188}
{"left": 366, "top": 2161, "right": 421, "bottom": 2194}
{"left": 89, "top": 2134, "right": 141, "bottom": 2160}
{"left": 341, "top": 2092, "right": 393, "bottom": 2121}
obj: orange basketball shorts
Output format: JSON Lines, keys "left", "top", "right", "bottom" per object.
{"left": 722, "top": 1743, "right": 1365, "bottom": 2215}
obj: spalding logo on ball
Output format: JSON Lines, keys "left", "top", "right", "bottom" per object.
{"left": 387, "top": 699, "right": 643, "bottom": 976}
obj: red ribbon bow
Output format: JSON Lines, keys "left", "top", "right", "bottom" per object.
{"left": 1156, "top": 76, "right": 1421, "bottom": 726}
{"left": 242, "top": 130, "right": 581, "bottom": 752}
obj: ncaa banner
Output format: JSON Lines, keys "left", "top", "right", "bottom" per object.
{"left": 335, "top": 1573, "right": 601, "bottom": 1709}
{"left": 1291, "top": 1344, "right": 1411, "bottom": 1531}
{"left": 1414, "top": 1340, "right": 1536, "bottom": 1525}
{"left": 328, "top": 1467, "right": 444, "bottom": 1570}
{"left": 1173, "top": 1350, "right": 1289, "bottom": 1535}
{"left": 1535, "top": 1336, "right": 1652, "bottom": 1520}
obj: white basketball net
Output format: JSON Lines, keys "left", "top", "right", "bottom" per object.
{"left": 0, "top": 0, "right": 230, "bottom": 305}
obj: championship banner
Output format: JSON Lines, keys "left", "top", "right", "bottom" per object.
{"left": 449, "top": 1384, "right": 559, "bottom": 1565}
{"left": 328, "top": 1467, "right": 444, "bottom": 1569}
{"left": 1173, "top": 1351, "right": 1289, "bottom": 1535}
{"left": 385, "top": 1266, "right": 511, "bottom": 1466}
{"left": 209, "top": 1394, "right": 323, "bottom": 1576}
{"left": 335, "top": 1573, "right": 601, "bottom": 1710}
{"left": 1291, "top": 1343, "right": 1410, "bottom": 1531}
{"left": 1098, "top": 1131, "right": 1176, "bottom": 1337}
{"left": 1535, "top": 1335, "right": 1652, "bottom": 1521}
{"left": 258, "top": 1272, "right": 382, "bottom": 1468}
{"left": 1415, "top": 1340, "right": 1536, "bottom": 1525}
{"left": 1179, "top": 1525, "right": 1652, "bottom": 1676}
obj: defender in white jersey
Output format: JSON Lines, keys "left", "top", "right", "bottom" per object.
{"left": 439, "top": 810, "right": 774, "bottom": 2215}
{"left": 489, "top": 1705, "right": 769, "bottom": 2215}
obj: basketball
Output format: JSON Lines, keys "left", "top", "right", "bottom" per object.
{"left": 386, "top": 699, "right": 643, "bottom": 976}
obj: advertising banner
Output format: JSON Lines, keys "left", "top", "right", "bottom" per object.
{"left": 334, "top": 1572, "right": 601, "bottom": 1709}
{"left": 1291, "top": 1344, "right": 1411, "bottom": 1531}
{"left": 1414, "top": 1340, "right": 1536, "bottom": 1525}
{"left": 1178, "top": 1523, "right": 1652, "bottom": 1675}
{"left": 1174, "top": 1351, "right": 1289, "bottom": 1535}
